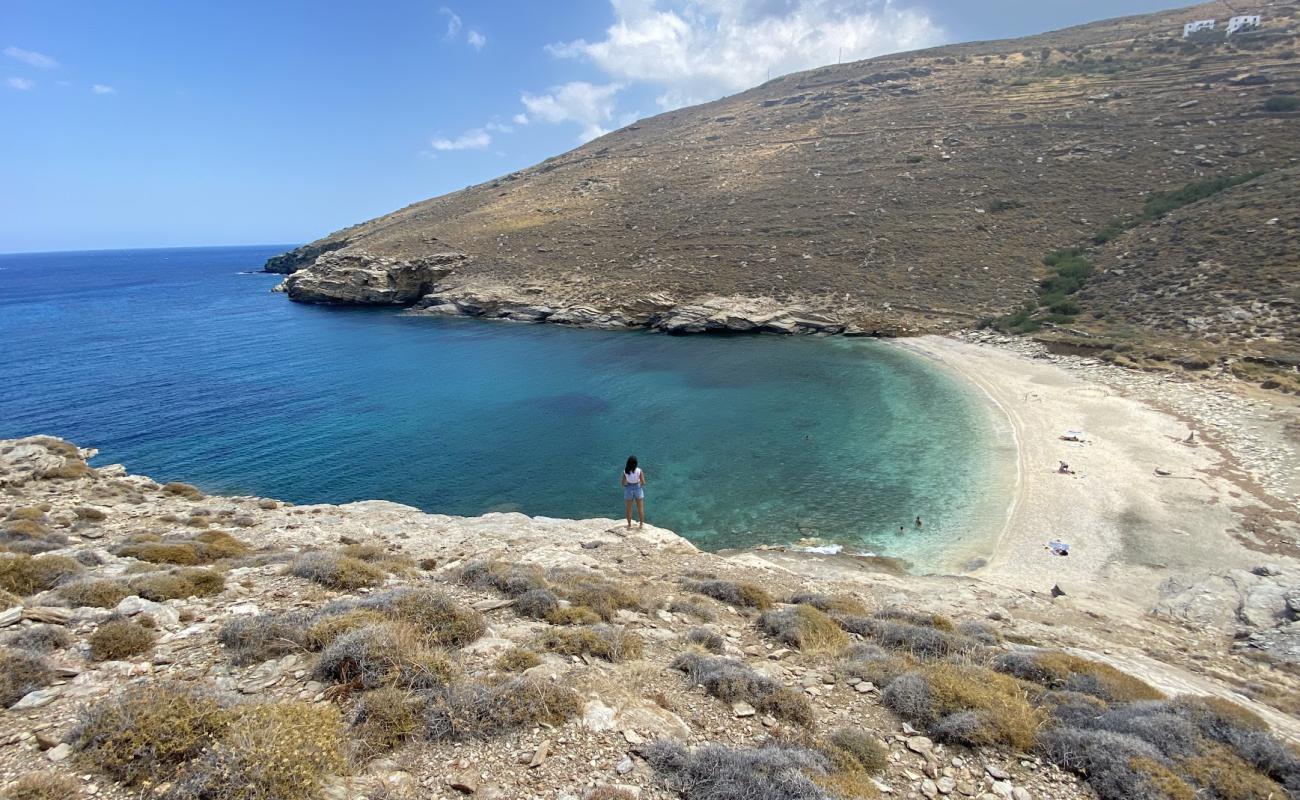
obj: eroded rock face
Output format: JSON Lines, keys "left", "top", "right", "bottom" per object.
{"left": 279, "top": 249, "right": 466, "bottom": 306}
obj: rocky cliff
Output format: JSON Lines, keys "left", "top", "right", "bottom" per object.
{"left": 267, "top": 1, "right": 1300, "bottom": 355}
{"left": 3, "top": 435, "right": 1300, "bottom": 800}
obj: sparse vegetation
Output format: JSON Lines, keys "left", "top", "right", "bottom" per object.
{"left": 58, "top": 577, "right": 132, "bottom": 608}
{"left": 218, "top": 610, "right": 313, "bottom": 665}
{"left": 129, "top": 567, "right": 225, "bottom": 600}
{"left": 460, "top": 559, "right": 546, "bottom": 597}
{"left": 2, "top": 772, "right": 83, "bottom": 800}
{"left": 423, "top": 675, "right": 581, "bottom": 741}
{"left": 758, "top": 605, "right": 849, "bottom": 653}
{"left": 645, "top": 739, "right": 868, "bottom": 800}
{"left": 313, "top": 621, "right": 457, "bottom": 690}
{"left": 6, "top": 624, "right": 72, "bottom": 654}
{"left": 539, "top": 624, "right": 644, "bottom": 662}
{"left": 352, "top": 686, "right": 424, "bottom": 754}
{"left": 514, "top": 587, "right": 560, "bottom": 619}
{"left": 287, "top": 551, "right": 386, "bottom": 590}
{"left": 162, "top": 482, "right": 205, "bottom": 500}
{"left": 1263, "top": 95, "right": 1299, "bottom": 112}
{"left": 683, "top": 578, "right": 774, "bottom": 610}
{"left": 494, "top": 646, "right": 542, "bottom": 672}
{"left": 1093, "top": 172, "right": 1265, "bottom": 245}
{"left": 881, "top": 664, "right": 1041, "bottom": 750}
{"left": 994, "top": 650, "right": 1163, "bottom": 702}
{"left": 361, "top": 588, "right": 486, "bottom": 646}
{"left": 788, "top": 593, "right": 869, "bottom": 616}
{"left": 684, "top": 626, "right": 726, "bottom": 654}
{"left": 671, "top": 652, "right": 813, "bottom": 726}
{"left": 0, "top": 553, "right": 82, "bottom": 596}
{"left": 546, "top": 605, "right": 604, "bottom": 625}
{"left": 89, "top": 617, "right": 155, "bottom": 661}
{"left": 0, "top": 648, "right": 54, "bottom": 706}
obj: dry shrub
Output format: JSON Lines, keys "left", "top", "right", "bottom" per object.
{"left": 551, "top": 572, "right": 644, "bottom": 620}
{"left": 363, "top": 588, "right": 486, "bottom": 647}
{"left": 583, "top": 788, "right": 639, "bottom": 800}
{"left": 684, "top": 627, "right": 726, "bottom": 654}
{"left": 839, "top": 644, "right": 914, "bottom": 687}
{"left": 313, "top": 622, "right": 457, "bottom": 690}
{"left": 994, "top": 651, "right": 1163, "bottom": 702}
{"left": 1129, "top": 758, "right": 1196, "bottom": 800}
{"left": 546, "top": 606, "right": 603, "bottom": 625}
{"left": 117, "top": 542, "right": 201, "bottom": 565}
{"left": 0, "top": 648, "right": 53, "bottom": 706}
{"left": 162, "top": 482, "right": 205, "bottom": 500}
{"left": 352, "top": 687, "right": 425, "bottom": 754}
{"left": 1180, "top": 744, "right": 1287, "bottom": 800}
{"left": 71, "top": 682, "right": 229, "bottom": 786}
{"left": 6, "top": 624, "right": 72, "bottom": 654}
{"left": 423, "top": 675, "right": 580, "bottom": 741}
{"left": 459, "top": 559, "right": 547, "bottom": 597}
{"left": 758, "top": 606, "right": 848, "bottom": 653}
{"left": 826, "top": 728, "right": 888, "bottom": 775}
{"left": 495, "top": 647, "right": 542, "bottom": 672}
{"left": 38, "top": 460, "right": 94, "bottom": 480}
{"left": 0, "top": 553, "right": 82, "bottom": 596}
{"left": 218, "top": 612, "right": 312, "bottom": 665}
{"left": 644, "top": 740, "right": 839, "bottom": 799}
{"left": 3, "top": 519, "right": 45, "bottom": 537}
{"left": 0, "top": 589, "right": 20, "bottom": 608}
{"left": 1040, "top": 727, "right": 1190, "bottom": 800}
{"left": 130, "top": 567, "right": 224, "bottom": 600}
{"left": 539, "top": 625, "right": 644, "bottom": 662}
{"left": 90, "top": 617, "right": 155, "bottom": 661}
{"left": 2, "top": 772, "right": 84, "bottom": 800}
{"left": 183, "top": 516, "right": 210, "bottom": 528}
{"left": 671, "top": 652, "right": 813, "bottom": 726}
{"left": 882, "top": 664, "right": 1041, "bottom": 750}
{"left": 191, "top": 530, "right": 250, "bottom": 560}
{"left": 668, "top": 598, "right": 715, "bottom": 621}
{"left": 872, "top": 608, "right": 956, "bottom": 632}
{"left": 166, "top": 702, "right": 344, "bottom": 800}
{"left": 835, "top": 614, "right": 975, "bottom": 660}
{"left": 683, "top": 578, "right": 774, "bottom": 610}
{"left": 288, "top": 552, "right": 385, "bottom": 590}
{"left": 59, "top": 578, "right": 131, "bottom": 608}
{"left": 514, "top": 588, "right": 560, "bottom": 619}
{"left": 5, "top": 507, "right": 46, "bottom": 521}
{"left": 338, "top": 543, "right": 416, "bottom": 575}
{"left": 305, "top": 608, "right": 387, "bottom": 650}
{"left": 789, "top": 592, "right": 870, "bottom": 616}
{"left": 74, "top": 505, "right": 107, "bottom": 521}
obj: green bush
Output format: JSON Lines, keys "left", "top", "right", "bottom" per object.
{"left": 1263, "top": 95, "right": 1299, "bottom": 112}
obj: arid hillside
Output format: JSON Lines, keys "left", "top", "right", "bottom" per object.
{"left": 267, "top": 1, "right": 1299, "bottom": 353}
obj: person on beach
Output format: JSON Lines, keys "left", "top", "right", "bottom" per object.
{"left": 915, "top": 516, "right": 923, "bottom": 529}
{"left": 622, "top": 455, "right": 646, "bottom": 529}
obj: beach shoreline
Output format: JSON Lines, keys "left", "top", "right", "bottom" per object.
{"left": 889, "top": 334, "right": 1299, "bottom": 609}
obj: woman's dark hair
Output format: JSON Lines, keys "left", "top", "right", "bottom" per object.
{"left": 625, "top": 455, "right": 638, "bottom": 475}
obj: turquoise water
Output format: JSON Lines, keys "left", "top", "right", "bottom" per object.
{"left": 0, "top": 246, "right": 1010, "bottom": 569}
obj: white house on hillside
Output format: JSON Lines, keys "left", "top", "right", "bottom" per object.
{"left": 1227, "top": 15, "right": 1262, "bottom": 34}
{"left": 1183, "top": 19, "right": 1217, "bottom": 37}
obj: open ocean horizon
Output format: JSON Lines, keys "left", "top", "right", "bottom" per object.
{"left": 0, "top": 245, "right": 1013, "bottom": 570}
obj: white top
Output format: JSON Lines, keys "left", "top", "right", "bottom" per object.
{"left": 625, "top": 468, "right": 643, "bottom": 485}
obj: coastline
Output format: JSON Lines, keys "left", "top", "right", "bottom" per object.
{"left": 893, "top": 334, "right": 1299, "bottom": 609}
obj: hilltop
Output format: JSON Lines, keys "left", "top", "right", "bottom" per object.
{"left": 266, "top": 1, "right": 1299, "bottom": 376}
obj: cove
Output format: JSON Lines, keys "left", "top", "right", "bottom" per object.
{"left": 0, "top": 246, "right": 1013, "bottom": 571}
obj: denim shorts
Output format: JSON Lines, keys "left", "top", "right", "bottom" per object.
{"left": 624, "top": 484, "right": 644, "bottom": 501}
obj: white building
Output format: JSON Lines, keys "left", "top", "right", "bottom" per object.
{"left": 1227, "top": 15, "right": 1261, "bottom": 35}
{"left": 1183, "top": 19, "right": 1216, "bottom": 37}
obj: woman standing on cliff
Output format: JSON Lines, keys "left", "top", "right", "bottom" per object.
{"left": 622, "top": 456, "right": 646, "bottom": 529}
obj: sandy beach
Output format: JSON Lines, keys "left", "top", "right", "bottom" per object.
{"left": 895, "top": 335, "right": 1300, "bottom": 610}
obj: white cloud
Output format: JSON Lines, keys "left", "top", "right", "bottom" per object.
{"left": 549, "top": 0, "right": 943, "bottom": 110}
{"left": 467, "top": 29, "right": 486, "bottom": 49}
{"left": 430, "top": 128, "right": 492, "bottom": 151}
{"left": 5, "top": 77, "right": 34, "bottom": 90}
{"left": 4, "top": 46, "right": 58, "bottom": 69}
{"left": 521, "top": 81, "right": 623, "bottom": 143}
{"left": 439, "top": 7, "right": 462, "bottom": 40}
{"left": 512, "top": 112, "right": 530, "bottom": 125}
{"left": 92, "top": 84, "right": 115, "bottom": 95}
{"left": 484, "top": 120, "right": 514, "bottom": 133}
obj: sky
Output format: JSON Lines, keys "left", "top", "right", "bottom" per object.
{"left": 1, "top": 0, "right": 1194, "bottom": 253}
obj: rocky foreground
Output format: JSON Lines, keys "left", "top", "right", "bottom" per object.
{"left": 2, "top": 436, "right": 1299, "bottom": 800}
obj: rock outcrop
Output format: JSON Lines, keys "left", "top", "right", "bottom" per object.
{"left": 276, "top": 249, "right": 466, "bottom": 306}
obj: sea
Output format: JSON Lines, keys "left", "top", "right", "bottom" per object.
{"left": 0, "top": 245, "right": 1014, "bottom": 571}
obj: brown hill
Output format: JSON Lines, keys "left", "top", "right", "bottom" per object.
{"left": 267, "top": 2, "right": 1300, "bottom": 352}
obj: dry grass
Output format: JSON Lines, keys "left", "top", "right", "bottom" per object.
{"left": 683, "top": 578, "right": 774, "bottom": 610}
{"left": 167, "top": 702, "right": 345, "bottom": 800}
{"left": 2, "top": 772, "right": 84, "bottom": 800}
{"left": 789, "top": 592, "right": 870, "bottom": 616}
{"left": 538, "top": 625, "right": 645, "bottom": 662}
{"left": 162, "top": 482, "right": 205, "bottom": 500}
{"left": 58, "top": 578, "right": 132, "bottom": 608}
{"left": 551, "top": 572, "right": 645, "bottom": 620}
{"left": 6, "top": 624, "right": 72, "bottom": 654}
{"left": 0, "top": 553, "right": 82, "bottom": 596}
{"left": 71, "top": 682, "right": 230, "bottom": 786}
{"left": 1180, "top": 744, "right": 1288, "bottom": 800}
{"left": 129, "top": 567, "right": 225, "bottom": 600}
{"left": 313, "top": 622, "right": 458, "bottom": 690}
{"left": 423, "top": 675, "right": 581, "bottom": 741}
{"left": 4, "top": 507, "right": 46, "bottom": 521}
{"left": 758, "top": 605, "right": 849, "bottom": 653}
{"left": 74, "top": 505, "right": 107, "bottom": 521}
{"left": 882, "top": 664, "right": 1042, "bottom": 750}
{"left": 288, "top": 552, "right": 386, "bottom": 590}
{"left": 826, "top": 728, "right": 888, "bottom": 775}
{"left": 459, "top": 559, "right": 547, "bottom": 597}
{"left": 89, "top": 618, "right": 155, "bottom": 661}
{"left": 0, "top": 589, "right": 20, "bottom": 608}
{"left": 364, "top": 588, "right": 486, "bottom": 647}
{"left": 545, "top": 606, "right": 603, "bottom": 626}
{"left": 117, "top": 542, "right": 202, "bottom": 565}
{"left": 305, "top": 608, "right": 387, "bottom": 650}
{"left": 351, "top": 687, "right": 425, "bottom": 754}
{"left": 494, "top": 647, "right": 542, "bottom": 672}
{"left": 684, "top": 627, "right": 726, "bottom": 654}
{"left": 0, "top": 648, "right": 53, "bottom": 706}
{"left": 668, "top": 598, "right": 715, "bottom": 621}
{"left": 671, "top": 652, "right": 814, "bottom": 726}
{"left": 995, "top": 651, "right": 1163, "bottom": 702}
{"left": 218, "top": 612, "right": 313, "bottom": 665}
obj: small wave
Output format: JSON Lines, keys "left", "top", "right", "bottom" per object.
{"left": 792, "top": 537, "right": 843, "bottom": 555}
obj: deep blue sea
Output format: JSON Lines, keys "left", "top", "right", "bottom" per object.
{"left": 0, "top": 245, "right": 1012, "bottom": 569}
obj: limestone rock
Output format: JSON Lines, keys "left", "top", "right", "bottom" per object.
{"left": 281, "top": 249, "right": 466, "bottom": 306}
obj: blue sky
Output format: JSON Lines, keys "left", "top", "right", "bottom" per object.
{"left": 1, "top": 0, "right": 1190, "bottom": 252}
